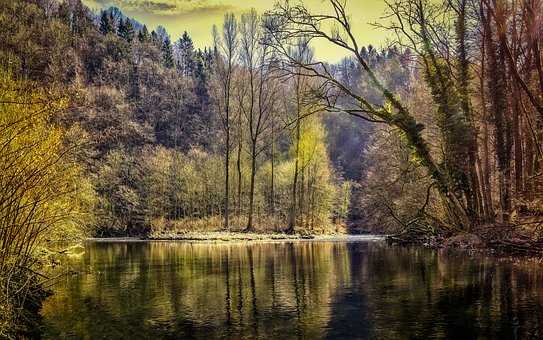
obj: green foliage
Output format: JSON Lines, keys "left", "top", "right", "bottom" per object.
{"left": 288, "top": 115, "right": 342, "bottom": 231}
{"left": 95, "top": 150, "right": 146, "bottom": 236}
{"left": 423, "top": 57, "right": 471, "bottom": 193}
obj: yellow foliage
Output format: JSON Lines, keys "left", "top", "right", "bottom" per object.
{"left": 0, "top": 68, "right": 94, "bottom": 269}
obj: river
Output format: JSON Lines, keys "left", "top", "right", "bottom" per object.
{"left": 41, "top": 238, "right": 543, "bottom": 339}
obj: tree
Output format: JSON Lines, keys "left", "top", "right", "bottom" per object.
{"left": 175, "top": 31, "right": 195, "bottom": 76}
{"left": 481, "top": 1, "right": 512, "bottom": 222}
{"left": 285, "top": 38, "right": 314, "bottom": 234}
{"left": 99, "top": 10, "right": 114, "bottom": 35}
{"left": 265, "top": 0, "right": 472, "bottom": 229}
{"left": 213, "top": 13, "right": 238, "bottom": 230}
{"left": 138, "top": 24, "right": 149, "bottom": 43}
{"left": 238, "top": 9, "right": 277, "bottom": 232}
{"left": 162, "top": 36, "right": 174, "bottom": 68}
{"left": 151, "top": 30, "right": 159, "bottom": 44}
{"left": 376, "top": 0, "right": 481, "bottom": 224}
{"left": 118, "top": 18, "right": 135, "bottom": 42}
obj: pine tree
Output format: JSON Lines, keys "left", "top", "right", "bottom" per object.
{"left": 124, "top": 19, "right": 135, "bottom": 42}
{"left": 162, "top": 37, "right": 174, "bottom": 68}
{"left": 193, "top": 53, "right": 211, "bottom": 121}
{"left": 117, "top": 17, "right": 126, "bottom": 38}
{"left": 99, "top": 11, "right": 114, "bottom": 35}
{"left": 138, "top": 25, "right": 149, "bottom": 43}
{"left": 118, "top": 18, "right": 135, "bottom": 42}
{"left": 151, "top": 30, "right": 159, "bottom": 45}
{"left": 176, "top": 31, "right": 195, "bottom": 76}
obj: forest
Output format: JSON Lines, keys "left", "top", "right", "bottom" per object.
{"left": 0, "top": 0, "right": 542, "bottom": 337}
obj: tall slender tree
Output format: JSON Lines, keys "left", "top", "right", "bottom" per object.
{"left": 162, "top": 36, "right": 174, "bottom": 69}
{"left": 213, "top": 13, "right": 238, "bottom": 230}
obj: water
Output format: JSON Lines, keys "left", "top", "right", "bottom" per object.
{"left": 41, "top": 239, "right": 543, "bottom": 339}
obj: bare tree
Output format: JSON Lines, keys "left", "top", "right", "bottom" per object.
{"left": 239, "top": 10, "right": 278, "bottom": 231}
{"left": 213, "top": 13, "right": 238, "bottom": 230}
{"left": 285, "top": 38, "right": 314, "bottom": 234}
{"left": 264, "top": 0, "right": 472, "bottom": 228}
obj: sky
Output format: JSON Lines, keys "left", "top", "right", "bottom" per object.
{"left": 82, "top": 0, "right": 391, "bottom": 62}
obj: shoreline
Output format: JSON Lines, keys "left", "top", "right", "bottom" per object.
{"left": 85, "top": 232, "right": 543, "bottom": 258}
{"left": 81, "top": 233, "right": 543, "bottom": 264}
{"left": 86, "top": 232, "right": 386, "bottom": 243}
{"left": 386, "top": 233, "right": 543, "bottom": 258}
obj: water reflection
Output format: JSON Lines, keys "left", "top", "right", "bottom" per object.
{"left": 41, "top": 241, "right": 543, "bottom": 339}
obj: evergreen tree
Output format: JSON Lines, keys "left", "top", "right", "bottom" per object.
{"left": 126, "top": 19, "right": 135, "bottom": 42}
{"left": 117, "top": 17, "right": 126, "bottom": 38}
{"left": 99, "top": 11, "right": 114, "bottom": 35}
{"left": 193, "top": 54, "right": 211, "bottom": 122}
{"left": 138, "top": 25, "right": 149, "bottom": 43}
{"left": 202, "top": 47, "right": 214, "bottom": 70}
{"left": 175, "top": 31, "right": 195, "bottom": 75}
{"left": 151, "top": 30, "right": 159, "bottom": 45}
{"left": 118, "top": 18, "right": 135, "bottom": 42}
{"left": 162, "top": 37, "right": 174, "bottom": 69}
{"left": 156, "top": 25, "right": 169, "bottom": 42}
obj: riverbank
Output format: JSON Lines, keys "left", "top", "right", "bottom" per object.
{"left": 87, "top": 232, "right": 385, "bottom": 243}
{"left": 88, "top": 229, "right": 543, "bottom": 257}
{"left": 387, "top": 229, "right": 543, "bottom": 256}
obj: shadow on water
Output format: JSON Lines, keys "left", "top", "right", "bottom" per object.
{"left": 41, "top": 241, "right": 543, "bottom": 339}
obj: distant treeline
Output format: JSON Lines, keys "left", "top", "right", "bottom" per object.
{"left": 0, "top": 0, "right": 379, "bottom": 239}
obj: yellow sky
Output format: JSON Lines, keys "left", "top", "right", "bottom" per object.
{"left": 82, "top": 0, "right": 391, "bottom": 62}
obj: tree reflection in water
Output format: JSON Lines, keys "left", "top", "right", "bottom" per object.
{"left": 41, "top": 241, "right": 543, "bottom": 339}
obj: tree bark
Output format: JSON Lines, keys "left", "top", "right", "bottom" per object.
{"left": 246, "top": 141, "right": 257, "bottom": 231}
{"left": 483, "top": 7, "right": 512, "bottom": 222}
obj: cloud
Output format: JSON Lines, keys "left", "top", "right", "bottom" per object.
{"left": 137, "top": 1, "right": 177, "bottom": 12}
{"left": 92, "top": 0, "right": 234, "bottom": 16}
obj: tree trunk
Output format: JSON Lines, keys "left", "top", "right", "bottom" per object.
{"left": 479, "top": 28, "right": 495, "bottom": 221}
{"left": 484, "top": 8, "right": 511, "bottom": 222}
{"left": 270, "top": 119, "right": 275, "bottom": 216}
{"left": 286, "top": 114, "right": 300, "bottom": 235}
{"left": 246, "top": 142, "right": 257, "bottom": 232}
{"left": 512, "top": 81, "right": 524, "bottom": 196}
{"left": 236, "top": 109, "right": 242, "bottom": 221}
{"left": 457, "top": 0, "right": 483, "bottom": 224}
{"left": 224, "top": 82, "right": 231, "bottom": 230}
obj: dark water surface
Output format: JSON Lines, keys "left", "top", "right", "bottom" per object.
{"left": 41, "top": 239, "right": 543, "bottom": 339}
